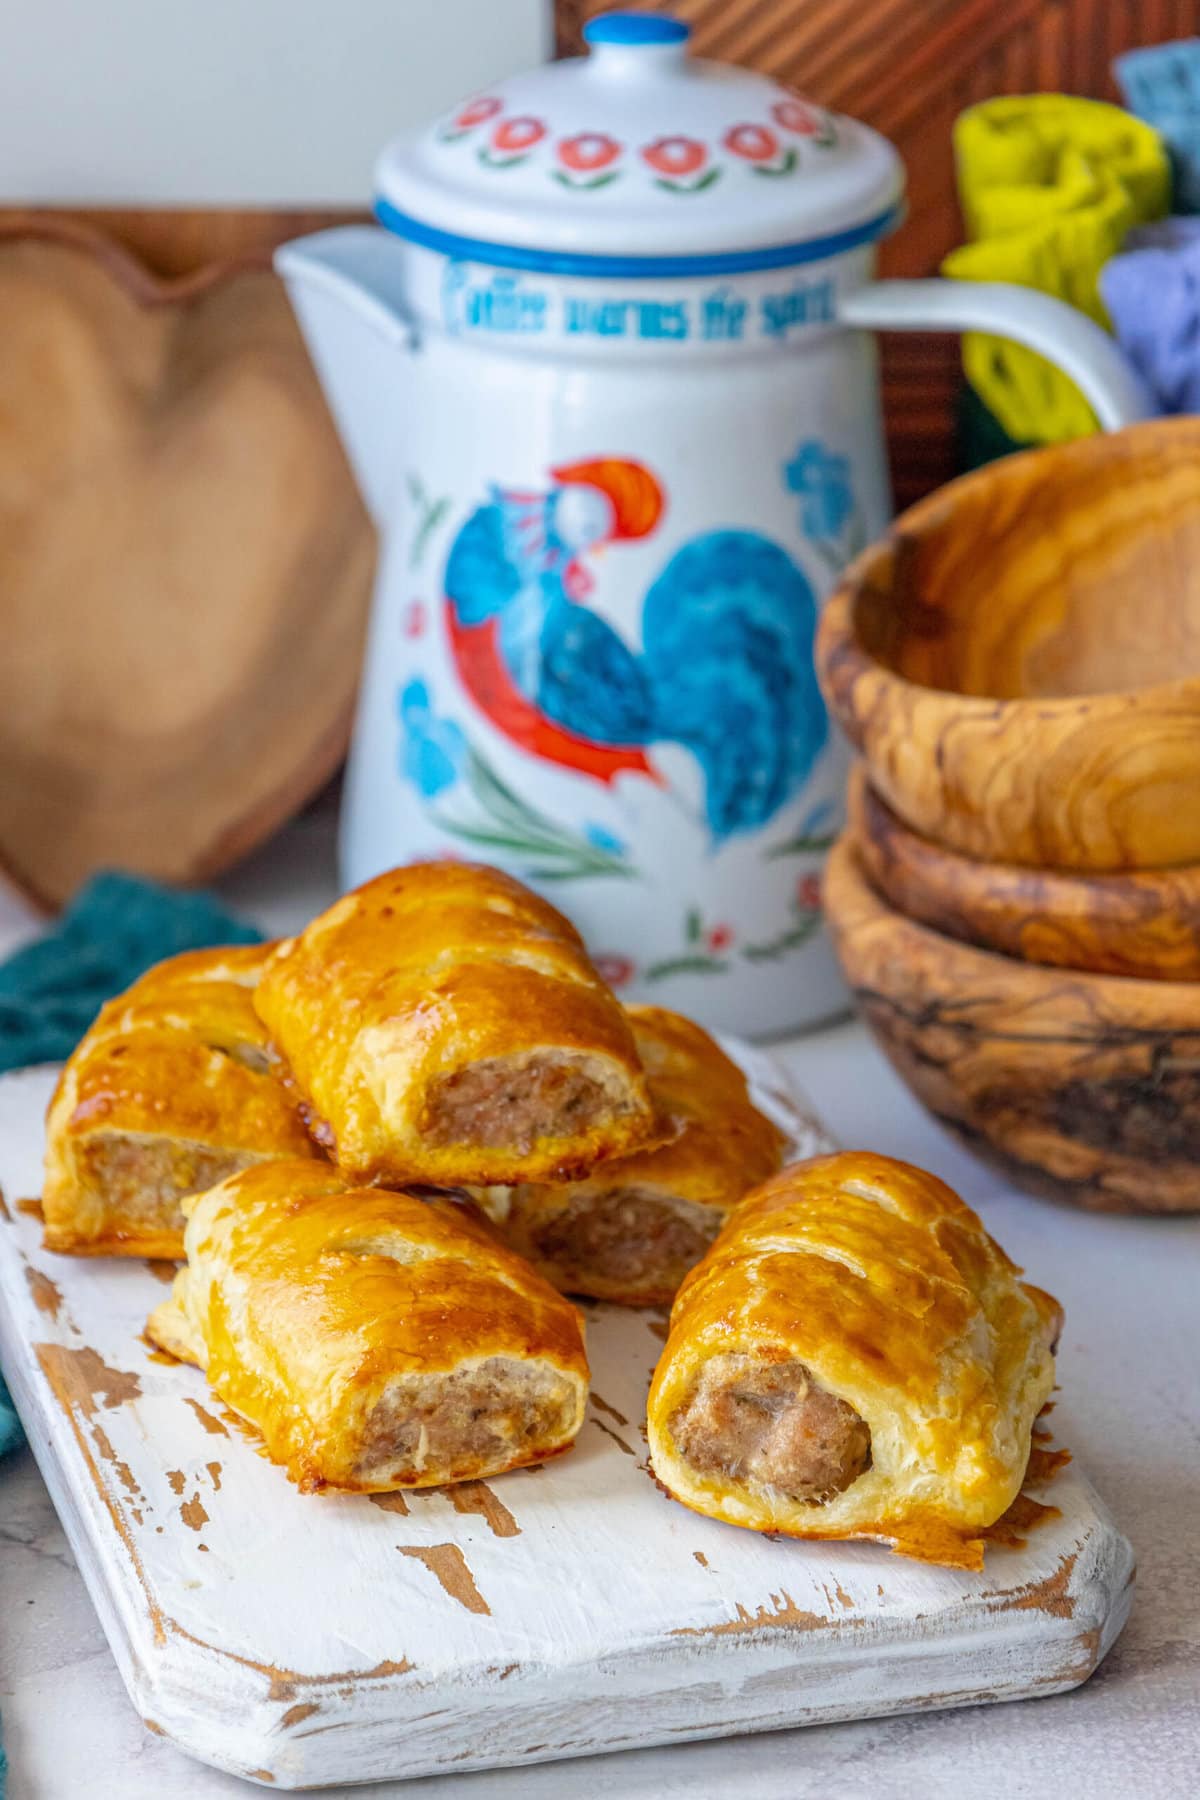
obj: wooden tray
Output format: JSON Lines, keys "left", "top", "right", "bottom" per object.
{"left": 0, "top": 1057, "right": 1133, "bottom": 1790}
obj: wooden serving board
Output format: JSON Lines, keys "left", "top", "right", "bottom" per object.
{"left": 0, "top": 219, "right": 374, "bottom": 910}
{"left": 0, "top": 1057, "right": 1133, "bottom": 1790}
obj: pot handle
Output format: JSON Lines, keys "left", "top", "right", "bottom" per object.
{"left": 838, "top": 279, "right": 1153, "bottom": 431}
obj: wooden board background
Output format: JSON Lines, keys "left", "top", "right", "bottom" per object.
{"left": 558, "top": 0, "right": 1200, "bottom": 508}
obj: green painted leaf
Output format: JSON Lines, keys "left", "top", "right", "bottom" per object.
{"left": 653, "top": 169, "right": 723, "bottom": 194}
{"left": 685, "top": 907, "right": 702, "bottom": 944}
{"left": 428, "top": 823, "right": 556, "bottom": 855}
{"left": 766, "top": 831, "right": 837, "bottom": 860}
{"left": 409, "top": 495, "right": 451, "bottom": 571}
{"left": 750, "top": 147, "right": 799, "bottom": 177}
{"left": 464, "top": 750, "right": 541, "bottom": 815}
{"left": 520, "top": 862, "right": 633, "bottom": 882}
{"left": 551, "top": 169, "right": 622, "bottom": 189}
{"left": 740, "top": 914, "right": 824, "bottom": 961}
{"left": 645, "top": 955, "right": 729, "bottom": 981}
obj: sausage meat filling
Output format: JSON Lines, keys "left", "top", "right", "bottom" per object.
{"left": 669, "top": 1353, "right": 871, "bottom": 1503}
{"left": 424, "top": 1055, "right": 624, "bottom": 1153}
{"left": 81, "top": 1134, "right": 259, "bottom": 1231}
{"left": 354, "top": 1356, "right": 578, "bottom": 1485}
{"left": 533, "top": 1187, "right": 719, "bottom": 1301}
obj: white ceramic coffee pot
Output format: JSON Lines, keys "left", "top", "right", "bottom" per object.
{"left": 278, "top": 10, "right": 1150, "bottom": 1035}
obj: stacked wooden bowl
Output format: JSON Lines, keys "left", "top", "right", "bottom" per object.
{"left": 815, "top": 418, "right": 1200, "bottom": 1215}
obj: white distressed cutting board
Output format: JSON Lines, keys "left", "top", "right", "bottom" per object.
{"left": 0, "top": 1057, "right": 1133, "bottom": 1790}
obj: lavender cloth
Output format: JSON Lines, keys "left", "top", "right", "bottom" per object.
{"left": 1100, "top": 216, "right": 1200, "bottom": 414}
{"left": 1116, "top": 39, "right": 1200, "bottom": 214}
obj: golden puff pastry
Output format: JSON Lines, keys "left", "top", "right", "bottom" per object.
{"left": 253, "top": 861, "right": 657, "bottom": 1187}
{"left": 472, "top": 1006, "right": 787, "bottom": 1305}
{"left": 146, "top": 1159, "right": 590, "bottom": 1492}
{"left": 43, "top": 945, "right": 317, "bottom": 1259}
{"left": 646, "top": 1151, "right": 1062, "bottom": 1569}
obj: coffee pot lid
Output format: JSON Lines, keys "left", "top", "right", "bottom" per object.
{"left": 374, "top": 10, "right": 904, "bottom": 277}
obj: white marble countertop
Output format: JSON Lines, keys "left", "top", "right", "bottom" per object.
{"left": 1, "top": 808, "right": 1197, "bottom": 1799}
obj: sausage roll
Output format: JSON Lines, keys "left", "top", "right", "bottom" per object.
{"left": 472, "top": 1006, "right": 788, "bottom": 1305}
{"left": 146, "top": 1159, "right": 590, "bottom": 1492}
{"left": 253, "top": 861, "right": 657, "bottom": 1186}
{"left": 43, "top": 946, "right": 317, "bottom": 1259}
{"left": 647, "top": 1151, "right": 1062, "bottom": 1568}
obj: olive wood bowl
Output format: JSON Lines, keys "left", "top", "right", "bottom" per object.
{"left": 823, "top": 830, "right": 1200, "bottom": 1213}
{"left": 816, "top": 419, "right": 1200, "bottom": 873}
{"left": 848, "top": 762, "right": 1200, "bottom": 982}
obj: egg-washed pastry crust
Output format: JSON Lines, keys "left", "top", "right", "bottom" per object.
{"left": 253, "top": 861, "right": 658, "bottom": 1187}
{"left": 472, "top": 1006, "right": 787, "bottom": 1304}
{"left": 42, "top": 945, "right": 317, "bottom": 1259}
{"left": 146, "top": 1158, "right": 590, "bottom": 1493}
{"left": 647, "top": 1151, "right": 1062, "bottom": 1569}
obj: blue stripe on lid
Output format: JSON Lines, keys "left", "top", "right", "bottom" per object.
{"left": 583, "top": 12, "right": 691, "bottom": 46}
{"left": 373, "top": 196, "right": 903, "bottom": 279}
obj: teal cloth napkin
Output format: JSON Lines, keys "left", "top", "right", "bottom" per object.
{"left": 0, "top": 870, "right": 261, "bottom": 1798}
{"left": 0, "top": 1382, "right": 17, "bottom": 1458}
{"left": 0, "top": 870, "right": 262, "bottom": 1075}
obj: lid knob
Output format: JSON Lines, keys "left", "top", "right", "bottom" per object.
{"left": 583, "top": 10, "right": 691, "bottom": 75}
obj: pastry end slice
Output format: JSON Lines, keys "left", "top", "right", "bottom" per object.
{"left": 146, "top": 1160, "right": 590, "bottom": 1493}
{"left": 471, "top": 1005, "right": 788, "bottom": 1304}
{"left": 647, "top": 1151, "right": 1062, "bottom": 1568}
{"left": 252, "top": 862, "right": 660, "bottom": 1187}
{"left": 43, "top": 944, "right": 316, "bottom": 1258}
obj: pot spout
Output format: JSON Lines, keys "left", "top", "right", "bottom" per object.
{"left": 275, "top": 226, "right": 417, "bottom": 525}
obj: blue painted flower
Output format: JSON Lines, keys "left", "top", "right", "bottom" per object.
{"left": 397, "top": 679, "right": 467, "bottom": 799}
{"left": 784, "top": 441, "right": 855, "bottom": 540}
{"left": 584, "top": 821, "right": 626, "bottom": 855}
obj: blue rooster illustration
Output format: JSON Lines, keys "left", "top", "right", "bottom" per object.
{"left": 443, "top": 456, "right": 827, "bottom": 840}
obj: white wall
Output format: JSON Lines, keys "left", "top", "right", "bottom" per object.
{"left": 0, "top": 0, "right": 550, "bottom": 205}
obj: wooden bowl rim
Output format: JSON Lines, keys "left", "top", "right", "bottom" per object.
{"left": 819, "top": 418, "right": 1200, "bottom": 720}
{"left": 827, "top": 830, "right": 1200, "bottom": 1028}
{"left": 847, "top": 762, "right": 1200, "bottom": 899}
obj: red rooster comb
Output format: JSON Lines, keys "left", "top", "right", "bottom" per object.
{"left": 551, "top": 457, "right": 664, "bottom": 540}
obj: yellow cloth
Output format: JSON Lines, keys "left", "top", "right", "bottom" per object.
{"left": 943, "top": 96, "right": 1169, "bottom": 443}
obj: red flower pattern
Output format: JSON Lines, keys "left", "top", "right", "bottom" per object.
{"left": 594, "top": 953, "right": 635, "bottom": 989}
{"left": 453, "top": 96, "right": 502, "bottom": 130}
{"left": 558, "top": 132, "right": 622, "bottom": 173}
{"left": 492, "top": 116, "right": 547, "bottom": 154}
{"left": 707, "top": 924, "right": 734, "bottom": 952}
{"left": 723, "top": 123, "right": 779, "bottom": 163}
{"left": 641, "top": 135, "right": 707, "bottom": 178}
{"left": 796, "top": 873, "right": 823, "bottom": 911}
{"left": 403, "top": 600, "right": 426, "bottom": 639}
{"left": 772, "top": 96, "right": 823, "bottom": 136}
{"left": 453, "top": 100, "right": 810, "bottom": 190}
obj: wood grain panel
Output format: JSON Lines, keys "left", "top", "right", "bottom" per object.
{"left": 558, "top": 0, "right": 1200, "bottom": 507}
{"left": 0, "top": 206, "right": 365, "bottom": 280}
